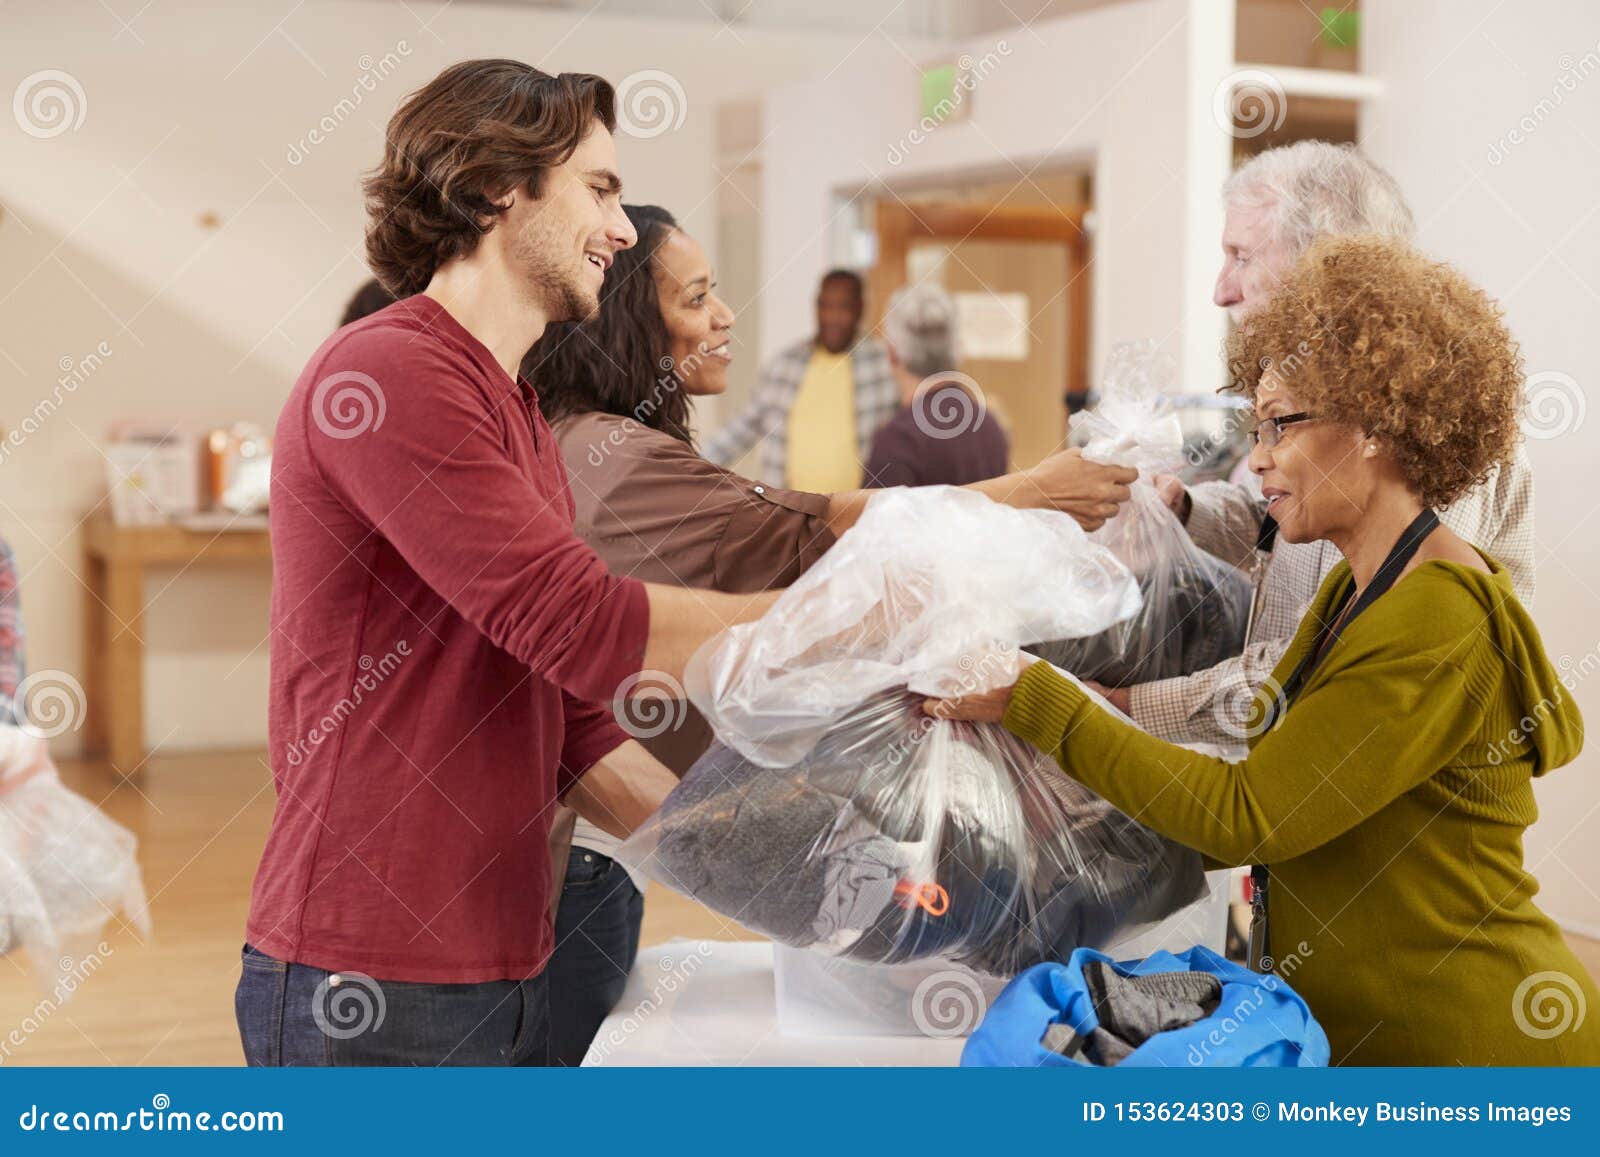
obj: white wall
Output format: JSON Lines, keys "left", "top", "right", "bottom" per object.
{"left": 1364, "top": 0, "right": 1600, "bottom": 933}
{"left": 0, "top": 0, "right": 914, "bottom": 754}
{"left": 752, "top": 0, "right": 1232, "bottom": 393}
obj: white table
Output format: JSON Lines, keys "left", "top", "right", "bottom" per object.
{"left": 582, "top": 940, "right": 969, "bottom": 1067}
{"left": 584, "top": 876, "right": 1234, "bottom": 1067}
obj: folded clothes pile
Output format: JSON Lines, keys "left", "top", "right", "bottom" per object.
{"left": 1040, "top": 959, "right": 1221, "bottom": 1065}
{"left": 631, "top": 690, "right": 1204, "bottom": 976}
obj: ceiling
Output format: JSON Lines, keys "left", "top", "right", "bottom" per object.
{"left": 402, "top": 0, "right": 1135, "bottom": 39}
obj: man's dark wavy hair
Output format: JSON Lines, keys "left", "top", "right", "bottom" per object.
{"left": 522, "top": 203, "right": 695, "bottom": 445}
{"left": 364, "top": 60, "right": 616, "bottom": 296}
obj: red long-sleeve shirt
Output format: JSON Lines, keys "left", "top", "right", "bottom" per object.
{"left": 247, "top": 295, "right": 649, "bottom": 983}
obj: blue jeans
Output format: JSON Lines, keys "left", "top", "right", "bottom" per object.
{"left": 234, "top": 944, "right": 550, "bottom": 1066}
{"left": 545, "top": 846, "right": 645, "bottom": 1066}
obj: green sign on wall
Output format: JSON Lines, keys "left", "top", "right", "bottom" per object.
{"left": 920, "top": 62, "right": 961, "bottom": 121}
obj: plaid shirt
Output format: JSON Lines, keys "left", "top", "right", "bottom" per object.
{"left": 0, "top": 537, "right": 21, "bottom": 726}
{"left": 1130, "top": 444, "right": 1536, "bottom": 747}
{"left": 702, "top": 336, "right": 899, "bottom": 487}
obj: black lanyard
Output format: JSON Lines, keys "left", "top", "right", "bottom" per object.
{"left": 1248, "top": 507, "right": 1441, "bottom": 973}
{"left": 1256, "top": 514, "right": 1280, "bottom": 553}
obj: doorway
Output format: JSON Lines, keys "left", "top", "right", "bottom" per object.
{"left": 867, "top": 172, "right": 1091, "bottom": 470}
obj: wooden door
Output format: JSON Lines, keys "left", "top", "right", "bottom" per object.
{"left": 870, "top": 200, "right": 1092, "bottom": 422}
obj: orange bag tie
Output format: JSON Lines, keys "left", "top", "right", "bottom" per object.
{"left": 894, "top": 880, "right": 949, "bottom": 917}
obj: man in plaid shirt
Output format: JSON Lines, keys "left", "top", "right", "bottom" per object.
{"left": 703, "top": 269, "right": 897, "bottom": 489}
{"left": 1111, "top": 142, "right": 1536, "bottom": 747}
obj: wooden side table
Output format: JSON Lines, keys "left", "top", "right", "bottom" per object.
{"left": 82, "top": 515, "right": 272, "bottom": 774}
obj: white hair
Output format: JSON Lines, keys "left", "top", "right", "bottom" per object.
{"left": 882, "top": 283, "right": 960, "bottom": 378}
{"left": 1223, "top": 141, "right": 1414, "bottom": 258}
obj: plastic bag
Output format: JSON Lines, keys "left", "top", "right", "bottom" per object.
{"left": 1031, "top": 343, "right": 1251, "bottom": 686}
{"left": 620, "top": 486, "right": 1206, "bottom": 976}
{"left": 624, "top": 689, "right": 1203, "bottom": 975}
{"left": 682, "top": 485, "right": 1141, "bottom": 770}
{"left": 0, "top": 725, "right": 150, "bottom": 987}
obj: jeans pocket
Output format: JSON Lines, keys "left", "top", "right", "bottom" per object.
{"left": 564, "top": 849, "right": 614, "bottom": 891}
{"left": 235, "top": 946, "right": 287, "bottom": 1066}
{"left": 240, "top": 942, "right": 286, "bottom": 973}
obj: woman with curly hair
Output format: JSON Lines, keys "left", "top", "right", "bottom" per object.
{"left": 931, "top": 235, "right": 1599, "bottom": 1065}
{"left": 521, "top": 203, "right": 1138, "bottom": 1065}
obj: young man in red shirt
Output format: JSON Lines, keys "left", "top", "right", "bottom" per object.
{"left": 236, "top": 59, "right": 775, "bottom": 1066}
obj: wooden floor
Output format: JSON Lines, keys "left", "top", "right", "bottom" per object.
{"left": 2, "top": 749, "right": 1597, "bottom": 1066}
{"left": 0, "top": 749, "right": 754, "bottom": 1066}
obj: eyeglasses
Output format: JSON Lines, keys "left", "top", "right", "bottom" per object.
{"left": 1250, "top": 411, "right": 1316, "bottom": 449}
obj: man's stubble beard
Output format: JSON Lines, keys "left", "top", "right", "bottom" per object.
{"left": 510, "top": 217, "right": 598, "bottom": 324}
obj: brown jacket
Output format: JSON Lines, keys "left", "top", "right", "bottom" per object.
{"left": 549, "top": 410, "right": 838, "bottom": 869}
{"left": 556, "top": 410, "right": 835, "bottom": 604}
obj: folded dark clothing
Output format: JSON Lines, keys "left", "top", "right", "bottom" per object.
{"left": 1029, "top": 563, "right": 1250, "bottom": 686}
{"left": 1042, "top": 959, "right": 1222, "bottom": 1065}
{"left": 1026, "top": 483, "right": 1252, "bottom": 687}
{"left": 629, "top": 745, "right": 840, "bottom": 946}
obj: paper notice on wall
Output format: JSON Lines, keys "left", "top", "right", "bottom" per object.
{"left": 906, "top": 244, "right": 948, "bottom": 286}
{"left": 955, "top": 292, "right": 1030, "bottom": 360}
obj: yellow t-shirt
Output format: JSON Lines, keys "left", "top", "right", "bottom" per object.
{"left": 784, "top": 349, "right": 861, "bottom": 492}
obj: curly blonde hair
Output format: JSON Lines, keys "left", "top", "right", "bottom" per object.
{"left": 1228, "top": 235, "right": 1522, "bottom": 510}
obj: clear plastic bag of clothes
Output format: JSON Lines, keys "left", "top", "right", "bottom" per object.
{"left": 0, "top": 725, "right": 150, "bottom": 987}
{"left": 1030, "top": 343, "right": 1251, "bottom": 686}
{"left": 619, "top": 486, "right": 1207, "bottom": 976}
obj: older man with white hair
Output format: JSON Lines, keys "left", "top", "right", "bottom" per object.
{"left": 1106, "top": 140, "right": 1535, "bottom": 746}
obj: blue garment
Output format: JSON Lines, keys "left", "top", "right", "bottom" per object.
{"left": 234, "top": 944, "right": 550, "bottom": 1066}
{"left": 962, "top": 945, "right": 1329, "bottom": 1068}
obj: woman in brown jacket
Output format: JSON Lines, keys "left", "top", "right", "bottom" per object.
{"left": 520, "top": 204, "right": 1136, "bottom": 1065}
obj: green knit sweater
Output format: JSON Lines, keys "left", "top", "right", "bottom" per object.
{"left": 1004, "top": 554, "right": 1600, "bottom": 1065}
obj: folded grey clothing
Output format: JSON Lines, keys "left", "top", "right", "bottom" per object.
{"left": 811, "top": 816, "right": 920, "bottom": 947}
{"left": 1029, "top": 562, "right": 1250, "bottom": 687}
{"left": 626, "top": 744, "right": 842, "bottom": 946}
{"left": 1043, "top": 960, "right": 1222, "bottom": 1065}
{"left": 627, "top": 690, "right": 1206, "bottom": 975}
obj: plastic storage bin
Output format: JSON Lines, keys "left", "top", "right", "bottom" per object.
{"left": 1107, "top": 868, "right": 1232, "bottom": 959}
{"left": 774, "top": 946, "right": 1009, "bottom": 1038}
{"left": 774, "top": 870, "right": 1233, "bottom": 1038}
